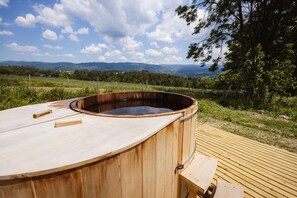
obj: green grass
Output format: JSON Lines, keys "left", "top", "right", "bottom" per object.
{"left": 1, "top": 75, "right": 296, "bottom": 153}
{"left": 196, "top": 99, "right": 297, "bottom": 152}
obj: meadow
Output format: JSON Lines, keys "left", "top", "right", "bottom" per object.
{"left": 1, "top": 74, "right": 296, "bottom": 153}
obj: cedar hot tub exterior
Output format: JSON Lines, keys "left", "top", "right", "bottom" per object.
{"left": 0, "top": 92, "right": 198, "bottom": 198}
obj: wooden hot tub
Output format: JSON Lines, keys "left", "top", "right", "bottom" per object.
{"left": 0, "top": 92, "right": 198, "bottom": 198}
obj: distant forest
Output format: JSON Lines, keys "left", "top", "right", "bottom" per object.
{"left": 0, "top": 66, "right": 216, "bottom": 89}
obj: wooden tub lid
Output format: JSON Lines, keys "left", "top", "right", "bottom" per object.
{"left": 0, "top": 100, "right": 181, "bottom": 180}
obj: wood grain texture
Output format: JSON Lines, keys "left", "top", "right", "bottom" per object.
{"left": 0, "top": 113, "right": 180, "bottom": 179}
{"left": 33, "top": 109, "right": 52, "bottom": 119}
{"left": 180, "top": 153, "right": 217, "bottom": 194}
{"left": 214, "top": 179, "right": 244, "bottom": 198}
{"left": 155, "top": 128, "right": 166, "bottom": 198}
{"left": 33, "top": 168, "right": 83, "bottom": 198}
{"left": 0, "top": 100, "right": 78, "bottom": 133}
{"left": 179, "top": 107, "right": 195, "bottom": 198}
{"left": 181, "top": 108, "right": 193, "bottom": 165}
{"left": 120, "top": 145, "right": 142, "bottom": 198}
{"left": 0, "top": 92, "right": 197, "bottom": 198}
{"left": 164, "top": 122, "right": 175, "bottom": 198}
{"left": 142, "top": 135, "right": 156, "bottom": 198}
{"left": 197, "top": 123, "right": 297, "bottom": 198}
{"left": 172, "top": 120, "right": 180, "bottom": 198}
{"left": 82, "top": 156, "right": 121, "bottom": 198}
{"left": 54, "top": 119, "right": 82, "bottom": 128}
{"left": 0, "top": 179, "right": 34, "bottom": 198}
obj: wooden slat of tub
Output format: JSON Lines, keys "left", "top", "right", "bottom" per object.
{"left": 82, "top": 156, "right": 121, "bottom": 198}
{"left": 0, "top": 178, "right": 34, "bottom": 198}
{"left": 181, "top": 117, "right": 191, "bottom": 164}
{"left": 196, "top": 123, "right": 297, "bottom": 198}
{"left": 33, "top": 168, "right": 83, "bottom": 198}
{"left": 0, "top": 113, "right": 181, "bottom": 179}
{"left": 178, "top": 119, "right": 187, "bottom": 198}
{"left": 190, "top": 106, "right": 197, "bottom": 157}
{"left": 0, "top": 100, "right": 78, "bottom": 133}
{"left": 142, "top": 135, "right": 156, "bottom": 198}
{"left": 164, "top": 121, "right": 174, "bottom": 198}
{"left": 156, "top": 127, "right": 166, "bottom": 197}
{"left": 120, "top": 145, "right": 142, "bottom": 198}
{"left": 172, "top": 120, "right": 180, "bottom": 198}
{"left": 142, "top": 120, "right": 179, "bottom": 198}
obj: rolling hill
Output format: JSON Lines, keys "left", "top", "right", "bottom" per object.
{"left": 0, "top": 61, "right": 221, "bottom": 77}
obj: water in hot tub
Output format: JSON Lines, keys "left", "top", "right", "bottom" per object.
{"left": 85, "top": 99, "right": 183, "bottom": 115}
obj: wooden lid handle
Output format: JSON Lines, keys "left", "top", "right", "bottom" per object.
{"left": 33, "top": 109, "right": 52, "bottom": 118}
{"left": 55, "top": 119, "right": 82, "bottom": 128}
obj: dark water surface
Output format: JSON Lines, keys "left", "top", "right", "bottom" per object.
{"left": 84, "top": 99, "right": 183, "bottom": 115}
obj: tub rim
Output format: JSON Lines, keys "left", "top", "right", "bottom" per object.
{"left": 70, "top": 91, "right": 197, "bottom": 118}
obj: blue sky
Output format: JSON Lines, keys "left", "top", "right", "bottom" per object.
{"left": 0, "top": 0, "right": 211, "bottom": 64}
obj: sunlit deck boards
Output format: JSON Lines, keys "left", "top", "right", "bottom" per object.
{"left": 195, "top": 123, "right": 297, "bottom": 198}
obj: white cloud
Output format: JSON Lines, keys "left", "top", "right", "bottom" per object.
{"left": 104, "top": 50, "right": 127, "bottom": 62}
{"left": 161, "top": 46, "right": 179, "bottom": 54}
{"left": 145, "top": 49, "right": 163, "bottom": 57}
{"left": 76, "top": 27, "right": 89, "bottom": 34}
{"left": 6, "top": 42, "right": 38, "bottom": 52}
{"left": 61, "top": 26, "right": 73, "bottom": 34}
{"left": 80, "top": 43, "right": 108, "bottom": 54}
{"left": 0, "top": 30, "right": 13, "bottom": 36}
{"left": 164, "top": 55, "right": 183, "bottom": 63}
{"left": 147, "top": 28, "right": 174, "bottom": 43}
{"left": 118, "top": 56, "right": 128, "bottom": 61}
{"left": 34, "top": 3, "right": 70, "bottom": 27}
{"left": 134, "top": 52, "right": 145, "bottom": 58}
{"left": 43, "top": 44, "right": 62, "bottom": 50}
{"left": 15, "top": 14, "right": 36, "bottom": 28}
{"left": 68, "top": 34, "right": 79, "bottom": 42}
{"left": 0, "top": 17, "right": 10, "bottom": 26}
{"left": 97, "top": 56, "right": 106, "bottom": 61}
{"left": 150, "top": 41, "right": 160, "bottom": 48}
{"left": 52, "top": 0, "right": 181, "bottom": 39}
{"left": 129, "top": 52, "right": 146, "bottom": 62}
{"left": 105, "top": 50, "right": 122, "bottom": 57}
{"left": 62, "top": 26, "right": 89, "bottom": 41}
{"left": 120, "top": 37, "right": 142, "bottom": 52}
{"left": 147, "top": 10, "right": 204, "bottom": 43}
{"left": 0, "top": 0, "right": 9, "bottom": 7}
{"left": 42, "top": 29, "right": 58, "bottom": 40}
{"left": 59, "top": 53, "right": 74, "bottom": 58}
{"left": 32, "top": 52, "right": 52, "bottom": 57}
{"left": 62, "top": 26, "right": 89, "bottom": 35}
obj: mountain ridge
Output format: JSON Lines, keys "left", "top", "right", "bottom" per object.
{"left": 0, "top": 61, "right": 221, "bottom": 77}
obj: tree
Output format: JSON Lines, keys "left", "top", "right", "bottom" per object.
{"left": 176, "top": 0, "right": 297, "bottom": 106}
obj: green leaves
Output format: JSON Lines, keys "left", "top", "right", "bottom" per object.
{"left": 176, "top": 0, "right": 297, "bottom": 106}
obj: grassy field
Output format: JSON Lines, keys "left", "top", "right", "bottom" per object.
{"left": 1, "top": 75, "right": 296, "bottom": 153}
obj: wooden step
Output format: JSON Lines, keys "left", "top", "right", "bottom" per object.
{"left": 180, "top": 153, "right": 218, "bottom": 196}
{"left": 213, "top": 179, "right": 244, "bottom": 198}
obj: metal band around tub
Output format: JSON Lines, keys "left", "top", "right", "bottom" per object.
{"left": 179, "top": 108, "right": 198, "bottom": 121}
{"left": 175, "top": 142, "right": 197, "bottom": 174}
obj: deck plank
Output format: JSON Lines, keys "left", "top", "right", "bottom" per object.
{"left": 196, "top": 123, "right": 297, "bottom": 198}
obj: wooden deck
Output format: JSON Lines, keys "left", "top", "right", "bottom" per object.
{"left": 195, "top": 123, "right": 297, "bottom": 198}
